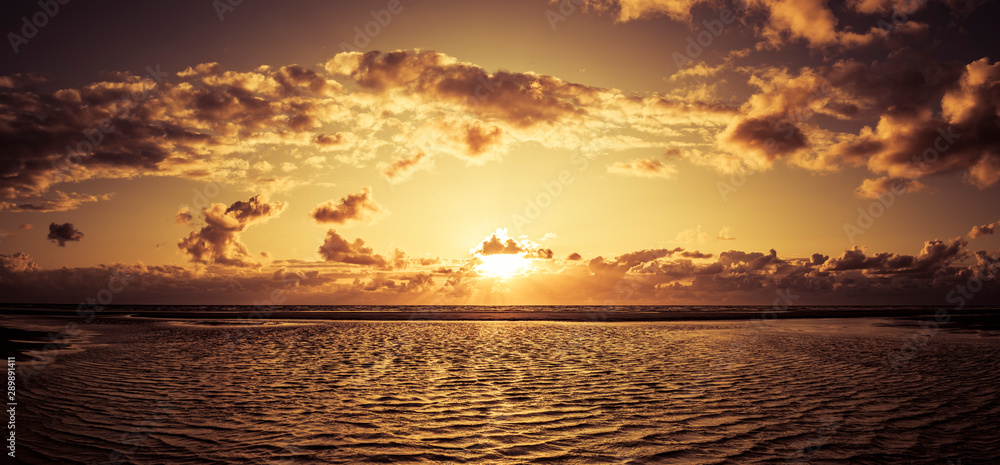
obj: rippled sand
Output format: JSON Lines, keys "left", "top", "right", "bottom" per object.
{"left": 12, "top": 317, "right": 1000, "bottom": 464}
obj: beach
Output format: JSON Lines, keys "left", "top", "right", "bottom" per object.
{"left": 3, "top": 309, "right": 999, "bottom": 463}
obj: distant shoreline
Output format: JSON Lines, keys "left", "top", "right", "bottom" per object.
{"left": 2, "top": 307, "right": 998, "bottom": 322}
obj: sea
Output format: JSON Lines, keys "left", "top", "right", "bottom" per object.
{"left": 3, "top": 305, "right": 999, "bottom": 464}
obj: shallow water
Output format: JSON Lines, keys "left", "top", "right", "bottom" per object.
{"left": 12, "top": 317, "right": 1000, "bottom": 464}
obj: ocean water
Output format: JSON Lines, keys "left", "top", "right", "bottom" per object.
{"left": 10, "top": 316, "right": 1000, "bottom": 464}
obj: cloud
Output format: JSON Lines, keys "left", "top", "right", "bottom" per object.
{"left": 315, "top": 133, "right": 347, "bottom": 147}
{"left": 380, "top": 151, "right": 430, "bottom": 181}
{"left": 0, "top": 192, "right": 114, "bottom": 212}
{"left": 589, "top": 247, "right": 714, "bottom": 278}
{"left": 0, "top": 49, "right": 737, "bottom": 205}
{"left": 310, "top": 187, "right": 386, "bottom": 225}
{"left": 318, "top": 229, "right": 388, "bottom": 268}
{"left": 607, "top": 158, "right": 678, "bottom": 178}
{"left": 714, "top": 68, "right": 834, "bottom": 172}
{"left": 826, "top": 57, "right": 1000, "bottom": 189}
{"left": 567, "top": 252, "right": 583, "bottom": 260}
{"left": 572, "top": 0, "right": 935, "bottom": 49}
{"left": 676, "top": 226, "right": 711, "bottom": 245}
{"left": 177, "top": 194, "right": 286, "bottom": 267}
{"left": 175, "top": 207, "right": 194, "bottom": 225}
{"left": 855, "top": 176, "right": 926, "bottom": 199}
{"left": 528, "top": 248, "right": 555, "bottom": 259}
{"left": 16, "top": 224, "right": 33, "bottom": 230}
{"left": 474, "top": 229, "right": 526, "bottom": 255}
{"left": 455, "top": 119, "right": 504, "bottom": 158}
{"left": 0, "top": 252, "right": 38, "bottom": 274}
{"left": 821, "top": 238, "right": 967, "bottom": 275}
{"left": 718, "top": 226, "right": 736, "bottom": 240}
{"left": 969, "top": 219, "right": 1000, "bottom": 239}
{"left": 470, "top": 228, "right": 557, "bottom": 260}
{"left": 0, "top": 231, "right": 997, "bottom": 305}
{"left": 327, "top": 50, "right": 732, "bottom": 153}
{"left": 327, "top": 50, "right": 587, "bottom": 128}
{"left": 0, "top": 62, "right": 342, "bottom": 202}
{"left": 47, "top": 223, "right": 84, "bottom": 246}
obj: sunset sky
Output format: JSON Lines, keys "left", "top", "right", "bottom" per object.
{"left": 1, "top": 0, "right": 999, "bottom": 305}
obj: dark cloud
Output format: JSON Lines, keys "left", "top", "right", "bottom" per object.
{"left": 177, "top": 194, "right": 285, "bottom": 267}
{"left": 0, "top": 62, "right": 339, "bottom": 203}
{"left": 718, "top": 249, "right": 785, "bottom": 272}
{"left": 826, "top": 57, "right": 1000, "bottom": 190}
{"left": 566, "top": 252, "right": 583, "bottom": 260}
{"left": 615, "top": 248, "right": 683, "bottom": 267}
{"left": 0, "top": 234, "right": 997, "bottom": 305}
{"left": 463, "top": 121, "right": 504, "bottom": 156}
{"left": 315, "top": 133, "right": 347, "bottom": 146}
{"left": 328, "top": 50, "right": 586, "bottom": 127}
{"left": 318, "top": 229, "right": 388, "bottom": 268}
{"left": 381, "top": 151, "right": 428, "bottom": 180}
{"left": 589, "top": 247, "right": 714, "bottom": 277}
{"left": 822, "top": 238, "right": 967, "bottom": 275}
{"left": 327, "top": 50, "right": 732, "bottom": 132}
{"left": 721, "top": 116, "right": 809, "bottom": 161}
{"left": 680, "top": 250, "right": 714, "bottom": 259}
{"left": 0, "top": 192, "right": 114, "bottom": 212}
{"left": 529, "top": 248, "right": 555, "bottom": 259}
{"left": 226, "top": 194, "right": 285, "bottom": 222}
{"left": 470, "top": 229, "right": 559, "bottom": 261}
{"left": 46, "top": 223, "right": 83, "bottom": 246}
{"left": 175, "top": 207, "right": 193, "bottom": 225}
{"left": 476, "top": 231, "right": 525, "bottom": 255}
{"left": 572, "top": 0, "right": 955, "bottom": 48}
{"left": 311, "top": 187, "right": 385, "bottom": 225}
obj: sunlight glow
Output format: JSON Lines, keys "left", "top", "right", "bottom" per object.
{"left": 475, "top": 254, "right": 531, "bottom": 278}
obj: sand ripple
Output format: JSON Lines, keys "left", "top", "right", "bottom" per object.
{"left": 15, "top": 320, "right": 1000, "bottom": 464}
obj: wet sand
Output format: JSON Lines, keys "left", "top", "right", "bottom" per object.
{"left": 12, "top": 317, "right": 999, "bottom": 463}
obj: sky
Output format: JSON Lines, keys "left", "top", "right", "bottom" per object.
{"left": 1, "top": 0, "right": 999, "bottom": 305}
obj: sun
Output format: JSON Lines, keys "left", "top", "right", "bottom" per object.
{"left": 475, "top": 254, "right": 531, "bottom": 278}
